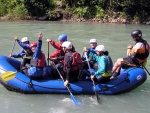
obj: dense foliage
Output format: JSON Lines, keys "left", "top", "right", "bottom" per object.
{"left": 0, "top": 0, "right": 150, "bottom": 22}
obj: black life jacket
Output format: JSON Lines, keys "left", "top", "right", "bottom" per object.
{"left": 24, "top": 49, "right": 33, "bottom": 58}
{"left": 64, "top": 51, "right": 82, "bottom": 71}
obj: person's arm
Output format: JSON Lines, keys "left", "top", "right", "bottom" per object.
{"left": 87, "top": 48, "right": 96, "bottom": 54}
{"left": 17, "top": 40, "right": 30, "bottom": 50}
{"left": 32, "top": 33, "right": 43, "bottom": 59}
{"left": 57, "top": 56, "right": 64, "bottom": 60}
{"left": 65, "top": 56, "right": 72, "bottom": 80}
{"left": 128, "top": 42, "right": 144, "bottom": 57}
{"left": 14, "top": 36, "right": 30, "bottom": 50}
{"left": 83, "top": 47, "right": 96, "bottom": 60}
{"left": 64, "top": 55, "right": 72, "bottom": 87}
{"left": 50, "top": 40, "right": 62, "bottom": 49}
{"left": 47, "top": 39, "right": 62, "bottom": 49}
{"left": 12, "top": 49, "right": 25, "bottom": 58}
{"left": 50, "top": 50, "right": 61, "bottom": 58}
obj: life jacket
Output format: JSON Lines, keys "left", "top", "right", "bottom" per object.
{"left": 20, "top": 49, "right": 33, "bottom": 68}
{"left": 50, "top": 49, "right": 65, "bottom": 58}
{"left": 30, "top": 52, "right": 46, "bottom": 68}
{"left": 105, "top": 56, "right": 113, "bottom": 72}
{"left": 134, "top": 40, "right": 149, "bottom": 63}
{"left": 100, "top": 55, "right": 112, "bottom": 77}
{"left": 65, "top": 51, "right": 82, "bottom": 71}
{"left": 24, "top": 49, "right": 33, "bottom": 59}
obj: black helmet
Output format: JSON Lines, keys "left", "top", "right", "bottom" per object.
{"left": 131, "top": 30, "right": 142, "bottom": 38}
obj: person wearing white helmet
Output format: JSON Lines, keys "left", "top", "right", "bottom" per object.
{"left": 81, "top": 45, "right": 113, "bottom": 83}
{"left": 9, "top": 36, "right": 30, "bottom": 58}
{"left": 9, "top": 36, "right": 33, "bottom": 70}
{"left": 54, "top": 41, "right": 82, "bottom": 87}
{"left": 79, "top": 38, "right": 98, "bottom": 78}
{"left": 82, "top": 38, "right": 97, "bottom": 60}
{"left": 21, "top": 37, "right": 29, "bottom": 43}
{"left": 89, "top": 38, "right": 97, "bottom": 48}
{"left": 82, "top": 38, "right": 97, "bottom": 59}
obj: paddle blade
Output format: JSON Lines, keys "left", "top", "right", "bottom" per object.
{"left": 0, "top": 71, "right": 16, "bottom": 81}
{"left": 94, "top": 88, "right": 101, "bottom": 104}
{"left": 92, "top": 79, "right": 101, "bottom": 104}
{"left": 70, "top": 92, "right": 80, "bottom": 106}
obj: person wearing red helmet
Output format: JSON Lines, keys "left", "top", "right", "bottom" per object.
{"left": 30, "top": 42, "right": 37, "bottom": 51}
{"left": 22, "top": 32, "right": 46, "bottom": 79}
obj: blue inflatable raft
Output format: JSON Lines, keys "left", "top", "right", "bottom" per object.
{"left": 0, "top": 55, "right": 147, "bottom": 95}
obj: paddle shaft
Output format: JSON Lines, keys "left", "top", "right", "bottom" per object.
{"left": 10, "top": 40, "right": 16, "bottom": 55}
{"left": 84, "top": 52, "right": 101, "bottom": 104}
{"left": 52, "top": 61, "right": 80, "bottom": 106}
{"left": 141, "top": 64, "right": 150, "bottom": 75}
{"left": 53, "top": 62, "right": 65, "bottom": 82}
{"left": 85, "top": 52, "right": 92, "bottom": 74}
{"left": 47, "top": 42, "right": 50, "bottom": 66}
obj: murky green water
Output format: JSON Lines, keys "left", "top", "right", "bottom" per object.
{"left": 0, "top": 21, "right": 150, "bottom": 113}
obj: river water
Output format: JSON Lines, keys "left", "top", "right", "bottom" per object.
{"left": 0, "top": 21, "right": 150, "bottom": 113}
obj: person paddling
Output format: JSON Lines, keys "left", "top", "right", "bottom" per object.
{"left": 82, "top": 45, "right": 113, "bottom": 82}
{"left": 9, "top": 36, "right": 33, "bottom": 69}
{"left": 52, "top": 41, "right": 82, "bottom": 87}
{"left": 46, "top": 34, "right": 67, "bottom": 78}
{"left": 46, "top": 34, "right": 67, "bottom": 62}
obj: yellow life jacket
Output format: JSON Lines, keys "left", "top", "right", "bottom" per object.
{"left": 102, "top": 72, "right": 112, "bottom": 77}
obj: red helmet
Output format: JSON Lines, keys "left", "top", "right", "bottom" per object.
{"left": 30, "top": 42, "right": 37, "bottom": 48}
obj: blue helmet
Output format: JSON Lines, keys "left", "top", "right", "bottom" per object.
{"left": 58, "top": 34, "right": 67, "bottom": 41}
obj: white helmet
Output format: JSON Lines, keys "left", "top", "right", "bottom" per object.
{"left": 95, "top": 45, "right": 107, "bottom": 52}
{"left": 21, "top": 37, "right": 29, "bottom": 42}
{"left": 89, "top": 39, "right": 97, "bottom": 43}
{"left": 62, "top": 41, "right": 72, "bottom": 49}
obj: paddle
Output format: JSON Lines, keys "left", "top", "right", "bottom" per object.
{"left": 0, "top": 71, "right": 16, "bottom": 81}
{"left": 141, "top": 63, "right": 150, "bottom": 75}
{"left": 0, "top": 67, "right": 28, "bottom": 82}
{"left": 47, "top": 42, "right": 50, "bottom": 66}
{"left": 10, "top": 40, "right": 16, "bottom": 55}
{"left": 52, "top": 61, "right": 80, "bottom": 106}
{"left": 84, "top": 52, "right": 101, "bottom": 104}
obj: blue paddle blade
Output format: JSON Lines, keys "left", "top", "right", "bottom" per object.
{"left": 70, "top": 93, "right": 80, "bottom": 106}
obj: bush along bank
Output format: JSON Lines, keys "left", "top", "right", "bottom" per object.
{"left": 0, "top": 0, "right": 150, "bottom": 25}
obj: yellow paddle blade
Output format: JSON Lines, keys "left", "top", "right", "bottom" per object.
{"left": 0, "top": 71, "right": 16, "bottom": 81}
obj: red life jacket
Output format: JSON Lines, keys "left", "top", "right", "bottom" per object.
{"left": 30, "top": 52, "right": 46, "bottom": 68}
{"left": 65, "top": 51, "right": 82, "bottom": 71}
{"left": 38, "top": 52, "right": 46, "bottom": 67}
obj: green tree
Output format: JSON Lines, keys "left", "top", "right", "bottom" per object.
{"left": 24, "top": 0, "right": 56, "bottom": 17}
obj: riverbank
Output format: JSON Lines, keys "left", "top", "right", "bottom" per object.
{"left": 61, "top": 12, "right": 150, "bottom": 25}
{"left": 1, "top": 14, "right": 150, "bottom": 25}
